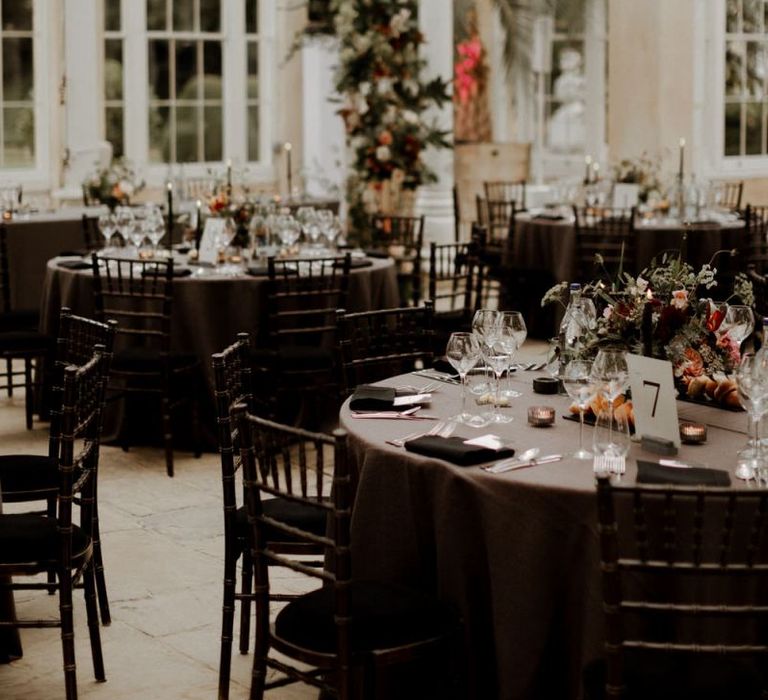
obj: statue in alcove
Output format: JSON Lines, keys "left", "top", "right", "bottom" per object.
{"left": 547, "top": 46, "right": 585, "bottom": 152}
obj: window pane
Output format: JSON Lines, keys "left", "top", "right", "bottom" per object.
{"left": 725, "top": 103, "right": 742, "bottom": 155}
{"left": 3, "top": 38, "right": 33, "bottom": 101}
{"left": 105, "top": 39, "right": 123, "bottom": 100}
{"left": 726, "top": 41, "right": 744, "bottom": 96}
{"left": 203, "top": 105, "right": 222, "bottom": 160}
{"left": 3, "top": 106, "right": 34, "bottom": 166}
{"left": 246, "top": 0, "right": 258, "bottom": 34}
{"left": 247, "top": 42, "right": 259, "bottom": 99}
{"left": 147, "top": 0, "right": 166, "bottom": 30}
{"left": 149, "top": 40, "right": 170, "bottom": 100}
{"left": 554, "top": 0, "right": 584, "bottom": 34}
{"left": 745, "top": 101, "right": 763, "bottom": 153}
{"left": 106, "top": 106, "right": 124, "bottom": 158}
{"left": 173, "top": 0, "right": 194, "bottom": 31}
{"left": 744, "top": 0, "right": 761, "bottom": 32}
{"left": 149, "top": 105, "right": 170, "bottom": 162}
{"left": 203, "top": 42, "right": 222, "bottom": 98}
{"left": 2, "top": 0, "right": 32, "bottom": 31}
{"left": 726, "top": 0, "right": 740, "bottom": 33}
{"left": 105, "top": 0, "right": 121, "bottom": 31}
{"left": 746, "top": 41, "right": 765, "bottom": 97}
{"left": 176, "top": 105, "right": 198, "bottom": 162}
{"left": 248, "top": 105, "right": 259, "bottom": 161}
{"left": 175, "top": 40, "right": 197, "bottom": 97}
{"left": 200, "top": 0, "right": 221, "bottom": 32}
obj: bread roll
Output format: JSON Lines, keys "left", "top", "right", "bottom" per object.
{"left": 687, "top": 376, "right": 708, "bottom": 399}
{"left": 705, "top": 377, "right": 718, "bottom": 399}
{"left": 722, "top": 390, "right": 742, "bottom": 410}
{"left": 714, "top": 379, "right": 737, "bottom": 403}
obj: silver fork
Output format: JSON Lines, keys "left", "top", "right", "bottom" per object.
{"left": 386, "top": 420, "right": 452, "bottom": 448}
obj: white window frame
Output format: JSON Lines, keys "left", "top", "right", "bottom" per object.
{"left": 0, "top": 0, "right": 52, "bottom": 189}
{"left": 699, "top": 0, "right": 768, "bottom": 178}
{"left": 117, "top": 0, "right": 275, "bottom": 187}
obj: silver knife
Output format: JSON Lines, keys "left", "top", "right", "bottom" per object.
{"left": 412, "top": 369, "right": 460, "bottom": 385}
{"left": 484, "top": 454, "right": 563, "bottom": 474}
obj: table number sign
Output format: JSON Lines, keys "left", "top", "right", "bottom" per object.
{"left": 626, "top": 353, "right": 680, "bottom": 447}
{"left": 198, "top": 218, "right": 225, "bottom": 264}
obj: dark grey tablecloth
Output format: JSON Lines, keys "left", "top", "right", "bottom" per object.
{"left": 340, "top": 371, "right": 747, "bottom": 700}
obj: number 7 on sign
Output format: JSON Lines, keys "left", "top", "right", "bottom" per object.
{"left": 643, "top": 380, "right": 660, "bottom": 418}
{"left": 625, "top": 353, "right": 680, "bottom": 447}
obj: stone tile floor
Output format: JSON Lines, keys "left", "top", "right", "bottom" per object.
{"left": 0, "top": 340, "right": 550, "bottom": 699}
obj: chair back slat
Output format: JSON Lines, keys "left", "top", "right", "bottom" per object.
{"left": 0, "top": 225, "right": 10, "bottom": 313}
{"left": 428, "top": 240, "right": 481, "bottom": 316}
{"left": 370, "top": 214, "right": 425, "bottom": 306}
{"left": 483, "top": 180, "right": 527, "bottom": 209}
{"left": 475, "top": 196, "right": 516, "bottom": 247}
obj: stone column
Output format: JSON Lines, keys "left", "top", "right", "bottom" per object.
{"left": 416, "top": 0, "right": 455, "bottom": 245}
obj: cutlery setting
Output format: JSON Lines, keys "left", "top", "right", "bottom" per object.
{"left": 483, "top": 449, "right": 563, "bottom": 474}
{"left": 386, "top": 420, "right": 456, "bottom": 447}
{"left": 351, "top": 406, "right": 438, "bottom": 420}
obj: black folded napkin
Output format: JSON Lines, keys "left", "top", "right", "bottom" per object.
{"left": 363, "top": 249, "right": 391, "bottom": 259}
{"left": 637, "top": 460, "right": 731, "bottom": 486}
{"left": 533, "top": 213, "right": 566, "bottom": 221}
{"left": 141, "top": 267, "right": 192, "bottom": 278}
{"left": 247, "top": 265, "right": 299, "bottom": 277}
{"left": 57, "top": 259, "right": 91, "bottom": 270}
{"left": 405, "top": 435, "right": 515, "bottom": 467}
{"left": 349, "top": 385, "right": 396, "bottom": 411}
{"left": 336, "top": 258, "right": 372, "bottom": 269}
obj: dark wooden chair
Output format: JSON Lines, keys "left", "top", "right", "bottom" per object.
{"left": 0, "top": 307, "right": 116, "bottom": 625}
{"left": 212, "top": 333, "right": 328, "bottom": 700}
{"left": 428, "top": 241, "right": 483, "bottom": 353}
{"left": 0, "top": 347, "right": 111, "bottom": 700}
{"left": 0, "top": 224, "right": 56, "bottom": 428}
{"left": 254, "top": 254, "right": 351, "bottom": 425}
{"left": 336, "top": 302, "right": 435, "bottom": 396}
{"left": 475, "top": 195, "right": 516, "bottom": 250}
{"left": 370, "top": 214, "right": 425, "bottom": 307}
{"left": 91, "top": 255, "right": 202, "bottom": 477}
{"left": 233, "top": 403, "right": 463, "bottom": 700}
{"left": 573, "top": 206, "right": 636, "bottom": 284}
{"left": 744, "top": 204, "right": 768, "bottom": 274}
{"left": 712, "top": 180, "right": 744, "bottom": 211}
{"left": 584, "top": 476, "right": 768, "bottom": 700}
{"left": 483, "top": 180, "right": 527, "bottom": 210}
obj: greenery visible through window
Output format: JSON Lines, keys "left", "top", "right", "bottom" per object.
{"left": 147, "top": 0, "right": 223, "bottom": 163}
{"left": 0, "top": 0, "right": 34, "bottom": 167}
{"left": 104, "top": 0, "right": 124, "bottom": 158}
{"left": 724, "top": 0, "right": 768, "bottom": 156}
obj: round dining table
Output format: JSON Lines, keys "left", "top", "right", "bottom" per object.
{"left": 339, "top": 369, "right": 748, "bottom": 700}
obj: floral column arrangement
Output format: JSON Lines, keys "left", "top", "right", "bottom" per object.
{"left": 332, "top": 0, "right": 451, "bottom": 242}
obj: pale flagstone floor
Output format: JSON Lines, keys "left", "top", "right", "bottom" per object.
{"left": 0, "top": 340, "right": 549, "bottom": 700}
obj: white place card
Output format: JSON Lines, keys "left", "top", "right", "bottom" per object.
{"left": 199, "top": 218, "right": 225, "bottom": 264}
{"left": 626, "top": 353, "right": 681, "bottom": 447}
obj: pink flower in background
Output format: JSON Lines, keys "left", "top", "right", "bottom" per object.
{"left": 454, "top": 37, "right": 484, "bottom": 104}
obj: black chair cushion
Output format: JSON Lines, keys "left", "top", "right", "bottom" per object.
{"left": 275, "top": 579, "right": 458, "bottom": 654}
{"left": 583, "top": 652, "right": 765, "bottom": 700}
{"left": 0, "top": 309, "right": 40, "bottom": 332}
{"left": 0, "top": 330, "right": 54, "bottom": 353}
{"left": 235, "top": 496, "right": 329, "bottom": 544}
{"left": 0, "top": 513, "right": 90, "bottom": 566}
{"left": 0, "top": 454, "right": 58, "bottom": 500}
{"left": 112, "top": 347, "right": 199, "bottom": 372}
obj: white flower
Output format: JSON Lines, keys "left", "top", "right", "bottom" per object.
{"left": 402, "top": 110, "right": 419, "bottom": 125}
{"left": 403, "top": 79, "right": 419, "bottom": 96}
{"left": 375, "top": 145, "right": 391, "bottom": 162}
{"left": 119, "top": 180, "right": 134, "bottom": 196}
{"left": 350, "top": 136, "right": 366, "bottom": 150}
{"left": 359, "top": 81, "right": 371, "bottom": 96}
{"left": 353, "top": 33, "right": 371, "bottom": 53}
{"left": 376, "top": 77, "right": 392, "bottom": 95}
{"left": 382, "top": 105, "right": 397, "bottom": 124}
{"left": 390, "top": 8, "right": 411, "bottom": 36}
{"left": 636, "top": 276, "right": 649, "bottom": 294}
{"left": 602, "top": 306, "right": 613, "bottom": 320}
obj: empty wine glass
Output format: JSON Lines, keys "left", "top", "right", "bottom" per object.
{"left": 114, "top": 206, "right": 134, "bottom": 248}
{"left": 97, "top": 212, "right": 115, "bottom": 251}
{"left": 498, "top": 311, "right": 527, "bottom": 400}
{"left": 718, "top": 304, "right": 755, "bottom": 354}
{"left": 563, "top": 359, "right": 597, "bottom": 460}
{"left": 593, "top": 408, "right": 630, "bottom": 475}
{"left": 470, "top": 309, "right": 499, "bottom": 397}
{"left": 315, "top": 209, "right": 335, "bottom": 249}
{"left": 277, "top": 214, "right": 301, "bottom": 250}
{"left": 735, "top": 353, "right": 768, "bottom": 482}
{"left": 296, "top": 206, "right": 321, "bottom": 249}
{"left": 482, "top": 327, "right": 514, "bottom": 424}
{"left": 446, "top": 332, "right": 481, "bottom": 425}
{"left": 127, "top": 221, "right": 146, "bottom": 255}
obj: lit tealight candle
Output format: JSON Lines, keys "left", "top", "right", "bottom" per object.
{"left": 528, "top": 405, "right": 556, "bottom": 427}
{"left": 679, "top": 422, "right": 706, "bottom": 444}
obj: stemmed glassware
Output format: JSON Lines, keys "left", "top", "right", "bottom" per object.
{"left": 114, "top": 206, "right": 134, "bottom": 248}
{"left": 735, "top": 353, "right": 768, "bottom": 482}
{"left": 593, "top": 408, "right": 631, "bottom": 475}
{"left": 296, "top": 206, "right": 321, "bottom": 250}
{"left": 563, "top": 359, "right": 598, "bottom": 460}
{"left": 590, "top": 347, "right": 629, "bottom": 467}
{"left": 143, "top": 206, "right": 165, "bottom": 255}
{"left": 445, "top": 332, "right": 481, "bottom": 425}
{"left": 470, "top": 309, "right": 499, "bottom": 398}
{"left": 276, "top": 214, "right": 301, "bottom": 252}
{"left": 482, "top": 324, "right": 515, "bottom": 424}
{"left": 127, "top": 221, "right": 146, "bottom": 256}
{"left": 315, "top": 209, "right": 335, "bottom": 249}
{"left": 498, "top": 311, "right": 527, "bottom": 400}
{"left": 97, "top": 212, "right": 116, "bottom": 252}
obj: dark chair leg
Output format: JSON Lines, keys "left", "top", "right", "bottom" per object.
{"left": 218, "top": 548, "right": 238, "bottom": 700}
{"left": 91, "top": 504, "right": 111, "bottom": 625}
{"left": 5, "top": 357, "right": 12, "bottom": 396}
{"left": 83, "top": 564, "right": 106, "bottom": 682}
{"left": 161, "top": 396, "right": 174, "bottom": 477}
{"left": 47, "top": 496, "right": 57, "bottom": 594}
{"left": 24, "top": 358, "right": 33, "bottom": 429}
{"left": 58, "top": 566, "right": 79, "bottom": 700}
{"left": 249, "top": 585, "right": 269, "bottom": 700}
{"left": 239, "top": 548, "right": 253, "bottom": 654}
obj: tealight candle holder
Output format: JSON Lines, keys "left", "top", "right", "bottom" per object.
{"left": 528, "top": 405, "right": 555, "bottom": 427}
{"left": 680, "top": 422, "right": 707, "bottom": 444}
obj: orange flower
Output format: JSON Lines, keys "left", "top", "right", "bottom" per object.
{"left": 682, "top": 347, "right": 704, "bottom": 378}
{"left": 378, "top": 130, "right": 393, "bottom": 146}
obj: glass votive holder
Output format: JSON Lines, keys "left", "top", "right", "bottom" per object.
{"left": 528, "top": 405, "right": 555, "bottom": 427}
{"left": 679, "top": 422, "right": 707, "bottom": 444}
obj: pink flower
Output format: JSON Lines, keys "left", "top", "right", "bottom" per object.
{"left": 670, "top": 289, "right": 689, "bottom": 310}
{"left": 602, "top": 306, "right": 613, "bottom": 320}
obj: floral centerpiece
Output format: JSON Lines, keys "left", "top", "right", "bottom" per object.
{"left": 611, "top": 153, "right": 662, "bottom": 204}
{"left": 207, "top": 189, "right": 254, "bottom": 249}
{"left": 542, "top": 252, "right": 754, "bottom": 407}
{"left": 331, "top": 0, "right": 451, "bottom": 240}
{"left": 83, "top": 158, "right": 143, "bottom": 210}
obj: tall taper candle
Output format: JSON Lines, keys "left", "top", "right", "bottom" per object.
{"left": 226, "top": 159, "right": 232, "bottom": 195}
{"left": 678, "top": 137, "right": 685, "bottom": 181}
{"left": 166, "top": 181, "right": 174, "bottom": 249}
{"left": 584, "top": 155, "right": 592, "bottom": 184}
{"left": 195, "top": 198, "right": 203, "bottom": 249}
{"left": 284, "top": 142, "right": 293, "bottom": 200}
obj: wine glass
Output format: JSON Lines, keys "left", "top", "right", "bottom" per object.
{"left": 735, "top": 353, "right": 768, "bottom": 482}
{"left": 97, "top": 212, "right": 115, "bottom": 251}
{"left": 563, "top": 360, "right": 597, "bottom": 460}
{"left": 498, "top": 311, "right": 527, "bottom": 400}
{"left": 114, "top": 206, "right": 134, "bottom": 248}
{"left": 316, "top": 209, "right": 335, "bottom": 249}
{"left": 718, "top": 304, "right": 755, "bottom": 354}
{"left": 470, "top": 309, "right": 499, "bottom": 397}
{"left": 446, "top": 332, "right": 481, "bottom": 425}
{"left": 296, "top": 206, "right": 321, "bottom": 249}
{"left": 277, "top": 214, "right": 301, "bottom": 251}
{"left": 144, "top": 215, "right": 165, "bottom": 255}
{"left": 482, "top": 331, "right": 513, "bottom": 424}
{"left": 593, "top": 408, "right": 631, "bottom": 475}
{"left": 127, "top": 221, "right": 146, "bottom": 256}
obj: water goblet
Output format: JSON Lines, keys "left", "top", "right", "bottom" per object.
{"left": 590, "top": 346, "right": 629, "bottom": 445}
{"left": 593, "top": 408, "right": 630, "bottom": 475}
{"left": 114, "top": 206, "right": 134, "bottom": 248}
{"left": 735, "top": 353, "right": 768, "bottom": 482}
{"left": 498, "top": 311, "right": 527, "bottom": 400}
{"left": 316, "top": 209, "right": 335, "bottom": 249}
{"left": 127, "top": 221, "right": 146, "bottom": 256}
{"left": 563, "top": 360, "right": 597, "bottom": 460}
{"left": 718, "top": 304, "right": 755, "bottom": 354}
{"left": 446, "top": 332, "right": 481, "bottom": 425}
{"left": 470, "top": 309, "right": 499, "bottom": 397}
{"left": 97, "top": 212, "right": 115, "bottom": 251}
{"left": 482, "top": 335, "right": 513, "bottom": 424}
